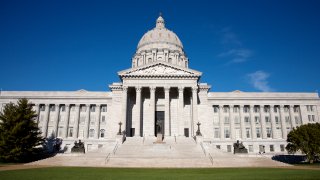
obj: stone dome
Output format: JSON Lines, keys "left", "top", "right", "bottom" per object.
{"left": 137, "top": 15, "right": 183, "bottom": 52}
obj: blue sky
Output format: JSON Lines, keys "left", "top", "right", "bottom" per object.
{"left": 0, "top": 0, "right": 319, "bottom": 93}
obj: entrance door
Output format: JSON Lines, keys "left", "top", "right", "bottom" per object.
{"left": 155, "top": 111, "right": 164, "bottom": 136}
{"left": 184, "top": 128, "right": 189, "bottom": 137}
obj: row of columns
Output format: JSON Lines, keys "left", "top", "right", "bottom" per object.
{"left": 217, "top": 105, "right": 301, "bottom": 140}
{"left": 34, "top": 104, "right": 103, "bottom": 139}
{"left": 121, "top": 85, "right": 198, "bottom": 136}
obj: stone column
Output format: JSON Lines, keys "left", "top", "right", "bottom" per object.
{"left": 229, "top": 105, "right": 235, "bottom": 139}
{"left": 219, "top": 105, "right": 225, "bottom": 139}
{"left": 42, "top": 104, "right": 50, "bottom": 137}
{"left": 63, "top": 105, "right": 70, "bottom": 138}
{"left": 135, "top": 87, "right": 141, "bottom": 137}
{"left": 164, "top": 86, "right": 170, "bottom": 136}
{"left": 95, "top": 104, "right": 101, "bottom": 138}
{"left": 239, "top": 105, "right": 246, "bottom": 139}
{"left": 178, "top": 86, "right": 184, "bottom": 136}
{"left": 270, "top": 105, "right": 277, "bottom": 138}
{"left": 279, "top": 105, "right": 287, "bottom": 139}
{"left": 73, "top": 104, "right": 80, "bottom": 139}
{"left": 122, "top": 86, "right": 128, "bottom": 135}
{"left": 249, "top": 105, "right": 257, "bottom": 139}
{"left": 34, "top": 104, "right": 40, "bottom": 124}
{"left": 150, "top": 86, "right": 156, "bottom": 136}
{"left": 192, "top": 86, "right": 198, "bottom": 137}
{"left": 260, "top": 105, "right": 267, "bottom": 139}
{"left": 289, "top": 105, "right": 296, "bottom": 128}
{"left": 84, "top": 104, "right": 91, "bottom": 138}
{"left": 53, "top": 104, "right": 60, "bottom": 137}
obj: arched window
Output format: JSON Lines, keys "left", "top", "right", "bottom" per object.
{"left": 100, "top": 129, "right": 105, "bottom": 138}
{"left": 89, "top": 129, "right": 95, "bottom": 138}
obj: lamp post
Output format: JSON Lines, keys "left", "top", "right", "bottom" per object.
{"left": 196, "top": 122, "right": 202, "bottom": 136}
{"left": 117, "top": 121, "right": 123, "bottom": 135}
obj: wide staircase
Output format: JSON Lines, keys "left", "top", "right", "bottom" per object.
{"left": 28, "top": 137, "right": 290, "bottom": 167}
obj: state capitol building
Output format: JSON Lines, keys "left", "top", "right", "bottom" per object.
{"left": 1, "top": 15, "right": 319, "bottom": 154}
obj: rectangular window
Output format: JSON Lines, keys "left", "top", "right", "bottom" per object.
{"left": 264, "top": 106, "right": 269, "bottom": 113}
{"left": 225, "top": 127, "right": 230, "bottom": 138}
{"left": 243, "top": 106, "right": 249, "bottom": 113}
{"left": 266, "top": 127, "right": 272, "bottom": 138}
{"left": 246, "top": 128, "right": 251, "bottom": 138}
{"left": 280, "top": 145, "right": 285, "bottom": 152}
{"left": 68, "top": 127, "right": 73, "bottom": 137}
{"left": 256, "top": 128, "right": 261, "bottom": 138}
{"left": 81, "top": 105, "right": 87, "bottom": 112}
{"left": 255, "top": 116, "right": 260, "bottom": 124}
{"left": 61, "top": 105, "right": 66, "bottom": 112}
{"left": 90, "top": 105, "right": 96, "bottom": 112}
{"left": 101, "top": 105, "right": 107, "bottom": 112}
{"left": 274, "top": 106, "right": 278, "bottom": 113}
{"left": 270, "top": 145, "right": 274, "bottom": 152}
{"left": 214, "top": 128, "right": 220, "bottom": 138}
{"left": 275, "top": 116, "right": 280, "bottom": 124}
{"left": 265, "top": 116, "right": 270, "bottom": 123}
{"left": 295, "top": 116, "right": 300, "bottom": 124}
{"left": 235, "top": 128, "right": 241, "bottom": 139}
{"left": 254, "top": 106, "right": 260, "bottom": 113}
{"left": 245, "top": 116, "right": 250, "bottom": 124}
{"left": 101, "top": 115, "right": 106, "bottom": 123}
{"left": 40, "top": 105, "right": 45, "bottom": 111}
{"left": 213, "top": 106, "right": 218, "bottom": 113}
{"left": 284, "top": 106, "right": 289, "bottom": 112}
{"left": 223, "top": 106, "right": 229, "bottom": 113}
{"left": 50, "top": 105, "right": 55, "bottom": 112}
{"left": 216, "top": 145, "right": 221, "bottom": 149}
{"left": 285, "top": 116, "right": 290, "bottom": 124}
{"left": 233, "top": 106, "right": 238, "bottom": 113}
{"left": 294, "top": 106, "right": 299, "bottom": 113}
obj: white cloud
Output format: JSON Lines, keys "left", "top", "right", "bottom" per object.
{"left": 220, "top": 27, "right": 242, "bottom": 46}
{"left": 247, "top": 71, "right": 274, "bottom": 92}
{"left": 218, "top": 48, "right": 253, "bottom": 64}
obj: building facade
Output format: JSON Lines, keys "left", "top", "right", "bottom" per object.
{"left": 1, "top": 15, "right": 320, "bottom": 153}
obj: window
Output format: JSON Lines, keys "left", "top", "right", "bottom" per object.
{"left": 40, "top": 105, "right": 45, "bottom": 111}
{"left": 61, "top": 105, "right": 66, "bottom": 112}
{"left": 227, "top": 145, "right": 232, "bottom": 152}
{"left": 280, "top": 144, "right": 285, "bottom": 152}
{"left": 295, "top": 116, "right": 300, "bottom": 124}
{"left": 255, "top": 116, "right": 260, "bottom": 124}
{"left": 254, "top": 106, "right": 260, "bottom": 113}
{"left": 100, "top": 129, "right": 105, "bottom": 138}
{"left": 275, "top": 116, "right": 280, "bottom": 124}
{"left": 233, "top": 106, "right": 238, "bottom": 113}
{"left": 274, "top": 106, "right": 278, "bottom": 113}
{"left": 213, "top": 106, "right": 219, "bottom": 113}
{"left": 244, "top": 117, "right": 250, "bottom": 124}
{"left": 101, "top": 105, "right": 107, "bottom": 112}
{"left": 71, "top": 105, "right": 75, "bottom": 111}
{"left": 214, "top": 128, "right": 220, "bottom": 138}
{"left": 90, "top": 105, "right": 96, "bottom": 112}
{"left": 234, "top": 116, "right": 240, "bottom": 124}
{"left": 246, "top": 128, "right": 251, "bottom": 138}
{"left": 265, "top": 116, "right": 270, "bottom": 123}
{"left": 101, "top": 115, "right": 106, "bottom": 123}
{"left": 266, "top": 127, "right": 272, "bottom": 138}
{"left": 243, "top": 106, "right": 249, "bottom": 113}
{"left": 224, "top": 117, "right": 230, "bottom": 124}
{"left": 264, "top": 106, "right": 269, "bottom": 113}
{"left": 294, "top": 106, "right": 299, "bottom": 113}
{"left": 68, "top": 127, "right": 73, "bottom": 137}
{"left": 285, "top": 116, "right": 290, "bottom": 124}
{"left": 89, "top": 129, "right": 95, "bottom": 138}
{"left": 308, "top": 115, "right": 315, "bottom": 122}
{"left": 223, "top": 106, "right": 229, "bottom": 113}
{"left": 81, "top": 105, "right": 87, "bottom": 112}
{"left": 256, "top": 128, "right": 261, "bottom": 138}
{"left": 225, "top": 128, "right": 230, "bottom": 138}
{"left": 249, "top": 145, "right": 254, "bottom": 152}
{"left": 50, "top": 105, "right": 55, "bottom": 112}
{"left": 284, "top": 106, "right": 289, "bottom": 112}
{"left": 216, "top": 145, "right": 221, "bottom": 149}
{"left": 307, "top": 105, "right": 314, "bottom": 112}
{"left": 270, "top": 145, "right": 274, "bottom": 152}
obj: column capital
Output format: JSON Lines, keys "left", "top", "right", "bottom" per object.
{"left": 164, "top": 86, "right": 170, "bottom": 92}
{"left": 192, "top": 86, "right": 198, "bottom": 92}
{"left": 150, "top": 86, "right": 156, "bottom": 92}
{"left": 75, "top": 104, "right": 80, "bottom": 107}
{"left": 279, "top": 105, "right": 285, "bottom": 109}
{"left": 96, "top": 104, "right": 101, "bottom": 107}
{"left": 65, "top": 104, "right": 70, "bottom": 107}
{"left": 219, "top": 105, "right": 224, "bottom": 108}
{"left": 122, "top": 86, "right": 128, "bottom": 92}
{"left": 239, "top": 105, "right": 244, "bottom": 108}
{"left": 178, "top": 86, "right": 184, "bottom": 92}
{"left": 229, "top": 105, "right": 234, "bottom": 108}
{"left": 289, "top": 105, "right": 295, "bottom": 108}
{"left": 136, "top": 86, "right": 142, "bottom": 92}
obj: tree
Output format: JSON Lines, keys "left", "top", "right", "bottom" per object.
{"left": 0, "top": 98, "right": 44, "bottom": 162}
{"left": 286, "top": 123, "right": 320, "bottom": 163}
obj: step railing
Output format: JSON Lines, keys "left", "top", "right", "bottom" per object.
{"left": 113, "top": 142, "right": 119, "bottom": 155}
{"left": 105, "top": 153, "right": 111, "bottom": 164}
{"left": 208, "top": 153, "right": 214, "bottom": 165}
{"left": 200, "top": 142, "right": 207, "bottom": 156}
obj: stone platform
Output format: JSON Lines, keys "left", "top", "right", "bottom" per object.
{"left": 28, "top": 137, "right": 290, "bottom": 168}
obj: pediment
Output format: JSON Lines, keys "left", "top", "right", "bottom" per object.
{"left": 118, "top": 62, "right": 202, "bottom": 77}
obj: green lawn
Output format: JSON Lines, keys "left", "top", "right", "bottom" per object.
{"left": 0, "top": 167, "right": 320, "bottom": 180}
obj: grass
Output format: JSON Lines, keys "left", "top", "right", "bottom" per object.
{"left": 0, "top": 167, "right": 320, "bottom": 180}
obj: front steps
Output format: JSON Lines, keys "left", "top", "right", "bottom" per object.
{"left": 28, "top": 136, "right": 290, "bottom": 167}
